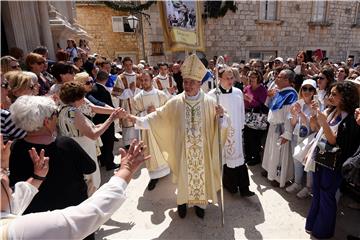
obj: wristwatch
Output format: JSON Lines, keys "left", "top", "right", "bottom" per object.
{"left": 32, "top": 173, "right": 46, "bottom": 181}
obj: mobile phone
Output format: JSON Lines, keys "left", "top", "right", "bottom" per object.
{"left": 313, "top": 95, "right": 321, "bottom": 109}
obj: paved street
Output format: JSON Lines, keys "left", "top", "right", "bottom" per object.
{"left": 96, "top": 159, "right": 359, "bottom": 240}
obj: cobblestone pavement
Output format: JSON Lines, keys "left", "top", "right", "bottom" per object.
{"left": 95, "top": 161, "right": 359, "bottom": 240}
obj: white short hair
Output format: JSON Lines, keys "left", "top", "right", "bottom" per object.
{"left": 10, "top": 95, "right": 57, "bottom": 132}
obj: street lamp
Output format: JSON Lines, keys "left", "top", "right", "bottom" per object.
{"left": 127, "top": 15, "right": 139, "bottom": 32}
{"left": 127, "top": 14, "right": 146, "bottom": 62}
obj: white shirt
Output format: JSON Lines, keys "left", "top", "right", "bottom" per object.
{"left": 6, "top": 177, "right": 127, "bottom": 240}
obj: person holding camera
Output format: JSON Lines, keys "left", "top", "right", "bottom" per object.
{"left": 305, "top": 82, "right": 359, "bottom": 239}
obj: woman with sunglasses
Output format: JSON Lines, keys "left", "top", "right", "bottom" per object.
{"left": 0, "top": 76, "right": 26, "bottom": 143}
{"left": 58, "top": 81, "right": 125, "bottom": 194}
{"left": 316, "top": 68, "right": 335, "bottom": 111}
{"left": 73, "top": 71, "right": 117, "bottom": 116}
{"left": 305, "top": 82, "right": 359, "bottom": 239}
{"left": 4, "top": 71, "right": 39, "bottom": 103}
{"left": 0, "top": 56, "right": 21, "bottom": 74}
{"left": 286, "top": 79, "right": 317, "bottom": 198}
{"left": 25, "top": 53, "right": 51, "bottom": 96}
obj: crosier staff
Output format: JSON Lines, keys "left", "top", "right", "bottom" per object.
{"left": 215, "top": 55, "right": 225, "bottom": 227}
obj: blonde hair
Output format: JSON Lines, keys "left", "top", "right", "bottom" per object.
{"left": 1, "top": 56, "right": 18, "bottom": 74}
{"left": 4, "top": 71, "right": 34, "bottom": 102}
{"left": 74, "top": 72, "right": 90, "bottom": 85}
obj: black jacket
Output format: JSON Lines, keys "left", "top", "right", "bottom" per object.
{"left": 90, "top": 83, "right": 115, "bottom": 136}
{"left": 336, "top": 114, "right": 360, "bottom": 168}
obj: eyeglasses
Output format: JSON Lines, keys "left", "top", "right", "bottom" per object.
{"left": 10, "top": 64, "right": 20, "bottom": 69}
{"left": 85, "top": 79, "right": 94, "bottom": 85}
{"left": 1, "top": 81, "right": 9, "bottom": 89}
{"left": 302, "top": 87, "right": 316, "bottom": 92}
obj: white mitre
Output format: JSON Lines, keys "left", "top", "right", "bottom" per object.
{"left": 180, "top": 54, "right": 207, "bottom": 82}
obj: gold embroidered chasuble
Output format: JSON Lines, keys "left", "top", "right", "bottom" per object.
{"left": 145, "top": 91, "right": 228, "bottom": 205}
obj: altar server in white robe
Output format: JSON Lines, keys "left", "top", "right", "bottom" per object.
{"left": 153, "top": 62, "right": 177, "bottom": 97}
{"left": 112, "top": 57, "right": 141, "bottom": 147}
{"left": 133, "top": 70, "right": 170, "bottom": 191}
{"left": 208, "top": 67, "right": 255, "bottom": 197}
{"left": 262, "top": 69, "right": 298, "bottom": 188}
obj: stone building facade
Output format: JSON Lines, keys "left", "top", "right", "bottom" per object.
{"left": 141, "top": 1, "right": 360, "bottom": 65}
{"left": 201, "top": 1, "right": 360, "bottom": 63}
{"left": 74, "top": 1, "right": 360, "bottom": 65}
{"left": 1, "top": 1, "right": 90, "bottom": 59}
{"left": 76, "top": 3, "right": 141, "bottom": 62}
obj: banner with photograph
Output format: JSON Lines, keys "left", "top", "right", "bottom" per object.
{"left": 159, "top": 1, "right": 205, "bottom": 52}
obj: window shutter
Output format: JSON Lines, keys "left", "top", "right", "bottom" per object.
{"left": 112, "top": 16, "right": 124, "bottom": 32}
{"left": 267, "top": 1, "right": 277, "bottom": 20}
{"left": 259, "top": 1, "right": 267, "bottom": 20}
{"left": 312, "top": 1, "right": 325, "bottom": 22}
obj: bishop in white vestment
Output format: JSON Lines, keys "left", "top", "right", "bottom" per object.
{"left": 128, "top": 54, "right": 229, "bottom": 219}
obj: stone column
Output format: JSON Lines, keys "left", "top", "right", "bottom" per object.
{"left": 1, "top": 1, "right": 28, "bottom": 52}
{"left": 38, "top": 1, "right": 56, "bottom": 59}
{"left": 19, "top": 1, "right": 41, "bottom": 51}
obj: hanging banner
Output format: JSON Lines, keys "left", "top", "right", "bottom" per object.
{"left": 159, "top": 1, "right": 205, "bottom": 52}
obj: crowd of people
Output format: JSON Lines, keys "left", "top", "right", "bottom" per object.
{"left": 1, "top": 40, "right": 360, "bottom": 239}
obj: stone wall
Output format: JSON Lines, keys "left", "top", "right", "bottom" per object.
{"left": 142, "top": 1, "right": 360, "bottom": 64}
{"left": 202, "top": 1, "right": 360, "bottom": 63}
{"left": 75, "top": 2, "right": 360, "bottom": 64}
{"left": 76, "top": 4, "right": 140, "bottom": 61}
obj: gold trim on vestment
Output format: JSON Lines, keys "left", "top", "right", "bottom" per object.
{"left": 184, "top": 100, "right": 206, "bottom": 204}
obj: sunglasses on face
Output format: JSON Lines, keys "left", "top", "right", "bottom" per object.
{"left": 85, "top": 79, "right": 94, "bottom": 85}
{"left": 10, "top": 64, "right": 20, "bottom": 69}
{"left": 1, "top": 81, "right": 9, "bottom": 89}
{"left": 302, "top": 87, "right": 315, "bottom": 92}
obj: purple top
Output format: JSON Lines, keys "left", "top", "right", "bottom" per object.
{"left": 243, "top": 84, "right": 268, "bottom": 109}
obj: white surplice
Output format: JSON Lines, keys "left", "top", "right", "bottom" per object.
{"left": 208, "top": 87, "right": 245, "bottom": 167}
{"left": 113, "top": 71, "right": 141, "bottom": 146}
{"left": 153, "top": 74, "right": 177, "bottom": 97}
{"left": 133, "top": 88, "right": 170, "bottom": 179}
